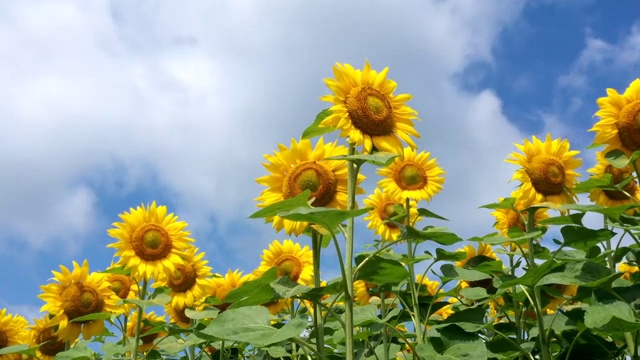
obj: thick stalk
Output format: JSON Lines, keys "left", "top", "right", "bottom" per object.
{"left": 311, "top": 230, "right": 325, "bottom": 358}
{"left": 380, "top": 291, "right": 390, "bottom": 360}
{"left": 131, "top": 278, "right": 148, "bottom": 360}
{"left": 509, "top": 254, "right": 523, "bottom": 359}
{"left": 405, "top": 198, "right": 423, "bottom": 344}
{"left": 344, "top": 143, "right": 357, "bottom": 360}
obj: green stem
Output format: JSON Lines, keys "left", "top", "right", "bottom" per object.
{"left": 131, "top": 278, "right": 148, "bottom": 360}
{"left": 604, "top": 215, "right": 616, "bottom": 270}
{"left": 344, "top": 143, "right": 358, "bottom": 360}
{"left": 405, "top": 199, "right": 423, "bottom": 345}
{"left": 380, "top": 291, "right": 390, "bottom": 360}
{"left": 311, "top": 230, "right": 325, "bottom": 359}
{"left": 509, "top": 254, "right": 523, "bottom": 357}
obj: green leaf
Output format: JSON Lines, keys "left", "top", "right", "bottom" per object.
{"left": 200, "top": 306, "right": 308, "bottom": 347}
{"left": 54, "top": 342, "right": 95, "bottom": 360}
{"left": 537, "top": 261, "right": 620, "bottom": 288}
{"left": 442, "top": 307, "right": 488, "bottom": 332}
{"left": 122, "top": 293, "right": 171, "bottom": 309}
{"left": 467, "top": 233, "right": 509, "bottom": 246}
{"left": 498, "top": 259, "right": 564, "bottom": 288}
{"left": 351, "top": 304, "right": 379, "bottom": 326}
{"left": 69, "top": 311, "right": 112, "bottom": 323}
{"left": 326, "top": 152, "right": 398, "bottom": 166}
{"left": 417, "top": 208, "right": 449, "bottom": 221}
{"left": 572, "top": 174, "right": 614, "bottom": 193}
{"left": 538, "top": 213, "right": 585, "bottom": 226}
{"left": 584, "top": 300, "right": 640, "bottom": 332}
{"left": 560, "top": 226, "right": 615, "bottom": 251}
{"left": 403, "top": 226, "right": 463, "bottom": 245}
{"left": 435, "top": 248, "right": 467, "bottom": 262}
{"left": 440, "top": 264, "right": 491, "bottom": 282}
{"left": 479, "top": 197, "right": 515, "bottom": 210}
{"left": 270, "top": 277, "right": 312, "bottom": 298}
{"left": 556, "top": 203, "right": 640, "bottom": 221}
{"left": 0, "top": 344, "right": 36, "bottom": 357}
{"left": 442, "top": 342, "right": 488, "bottom": 360}
{"left": 226, "top": 267, "right": 278, "bottom": 308}
{"left": 301, "top": 109, "right": 334, "bottom": 139}
{"left": 605, "top": 149, "right": 630, "bottom": 168}
{"left": 249, "top": 190, "right": 312, "bottom": 219}
{"left": 278, "top": 206, "right": 370, "bottom": 233}
{"left": 459, "top": 287, "right": 489, "bottom": 301}
{"left": 355, "top": 255, "right": 409, "bottom": 285}
{"left": 185, "top": 308, "right": 219, "bottom": 320}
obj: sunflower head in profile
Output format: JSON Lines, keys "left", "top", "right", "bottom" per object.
{"left": 0, "top": 308, "right": 28, "bottom": 359}
{"left": 126, "top": 311, "right": 167, "bottom": 352}
{"left": 506, "top": 134, "right": 582, "bottom": 207}
{"left": 253, "top": 240, "right": 314, "bottom": 286}
{"left": 619, "top": 262, "right": 639, "bottom": 281}
{"left": 107, "top": 202, "right": 195, "bottom": 281}
{"left": 255, "top": 138, "right": 365, "bottom": 236}
{"left": 154, "top": 247, "right": 214, "bottom": 310}
{"left": 165, "top": 303, "right": 192, "bottom": 329}
{"left": 30, "top": 316, "right": 66, "bottom": 360}
{"left": 320, "top": 60, "right": 420, "bottom": 154}
{"left": 211, "top": 269, "right": 252, "bottom": 311}
{"left": 377, "top": 147, "right": 445, "bottom": 202}
{"left": 588, "top": 151, "right": 640, "bottom": 209}
{"left": 363, "top": 188, "right": 420, "bottom": 242}
{"left": 491, "top": 195, "right": 549, "bottom": 252}
{"left": 38, "top": 260, "right": 120, "bottom": 342}
{"left": 590, "top": 79, "right": 640, "bottom": 159}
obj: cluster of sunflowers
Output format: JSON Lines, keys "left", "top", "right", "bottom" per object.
{"left": 1, "top": 61, "right": 640, "bottom": 360}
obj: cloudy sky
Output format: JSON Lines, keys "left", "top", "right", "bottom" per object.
{"left": 1, "top": 0, "right": 639, "bottom": 320}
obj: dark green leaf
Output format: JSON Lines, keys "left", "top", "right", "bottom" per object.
{"left": 226, "top": 267, "right": 278, "bottom": 308}
{"left": 538, "top": 213, "right": 585, "bottom": 226}
{"left": 249, "top": 190, "right": 312, "bottom": 219}
{"left": 479, "top": 198, "right": 515, "bottom": 210}
{"left": 442, "top": 342, "right": 488, "bottom": 360}
{"left": 69, "top": 311, "right": 112, "bottom": 323}
{"left": 572, "top": 174, "right": 614, "bottom": 193}
{"left": 440, "top": 264, "right": 491, "bottom": 282}
{"left": 435, "top": 248, "right": 467, "bottom": 262}
{"left": 417, "top": 208, "right": 449, "bottom": 221}
{"left": 278, "top": 206, "right": 370, "bottom": 233}
{"left": 0, "top": 344, "right": 36, "bottom": 357}
{"left": 584, "top": 300, "right": 640, "bottom": 332}
{"left": 301, "top": 109, "right": 334, "bottom": 139}
{"left": 403, "top": 226, "right": 463, "bottom": 245}
{"left": 355, "top": 255, "right": 409, "bottom": 285}
{"left": 560, "top": 226, "right": 615, "bottom": 251}
{"left": 270, "top": 277, "right": 312, "bottom": 298}
{"left": 459, "top": 287, "right": 489, "bottom": 301}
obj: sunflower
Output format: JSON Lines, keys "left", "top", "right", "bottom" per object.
{"left": 0, "top": 309, "right": 28, "bottom": 360}
{"left": 455, "top": 243, "right": 498, "bottom": 268}
{"left": 29, "top": 316, "right": 66, "bottom": 360}
{"left": 253, "top": 240, "right": 314, "bottom": 285}
{"left": 107, "top": 202, "right": 194, "bottom": 281}
{"left": 506, "top": 134, "right": 582, "bottom": 207}
{"left": 542, "top": 284, "right": 578, "bottom": 313}
{"left": 262, "top": 299, "right": 292, "bottom": 315}
{"left": 432, "top": 297, "right": 457, "bottom": 320}
{"left": 104, "top": 267, "right": 139, "bottom": 315}
{"left": 353, "top": 280, "right": 395, "bottom": 306}
{"left": 39, "top": 260, "right": 120, "bottom": 342}
{"left": 588, "top": 151, "right": 640, "bottom": 209}
{"left": 211, "top": 269, "right": 252, "bottom": 311}
{"left": 363, "top": 188, "right": 420, "bottom": 241}
{"left": 377, "top": 147, "right": 445, "bottom": 202}
{"left": 619, "top": 262, "right": 639, "bottom": 281}
{"left": 255, "top": 138, "right": 365, "bottom": 236}
{"left": 165, "top": 303, "right": 192, "bottom": 329}
{"left": 491, "top": 195, "right": 549, "bottom": 251}
{"left": 154, "top": 247, "right": 214, "bottom": 310}
{"left": 320, "top": 60, "right": 420, "bottom": 154}
{"left": 415, "top": 274, "right": 440, "bottom": 297}
{"left": 590, "top": 78, "right": 640, "bottom": 159}
{"left": 126, "top": 311, "right": 167, "bottom": 352}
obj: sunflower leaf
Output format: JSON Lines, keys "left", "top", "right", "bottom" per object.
{"left": 301, "top": 109, "right": 334, "bottom": 139}
{"left": 605, "top": 149, "right": 630, "bottom": 168}
{"left": 248, "top": 190, "right": 312, "bottom": 219}
{"left": 354, "top": 255, "right": 409, "bottom": 285}
{"left": 572, "top": 174, "right": 615, "bottom": 193}
{"left": 0, "top": 344, "right": 37, "bottom": 357}
{"left": 417, "top": 208, "right": 449, "bottom": 221}
{"left": 560, "top": 226, "right": 615, "bottom": 251}
{"left": 538, "top": 212, "right": 585, "bottom": 226}
{"left": 403, "top": 226, "right": 463, "bottom": 245}
{"left": 277, "top": 206, "right": 370, "bottom": 232}
{"left": 326, "top": 152, "right": 398, "bottom": 166}
{"left": 69, "top": 312, "right": 113, "bottom": 323}
{"left": 226, "top": 267, "right": 278, "bottom": 308}
{"left": 479, "top": 197, "right": 516, "bottom": 210}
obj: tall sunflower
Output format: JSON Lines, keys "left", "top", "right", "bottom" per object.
{"left": 255, "top": 138, "right": 365, "bottom": 236}
{"left": 590, "top": 79, "right": 640, "bottom": 158}
{"left": 211, "top": 269, "right": 252, "bottom": 311}
{"left": 126, "top": 311, "right": 167, "bottom": 352}
{"left": 455, "top": 243, "right": 498, "bottom": 268}
{"left": 253, "top": 240, "right": 314, "bottom": 285}
{"left": 377, "top": 147, "right": 445, "bottom": 202}
{"left": 0, "top": 309, "right": 28, "bottom": 360}
{"left": 491, "top": 195, "right": 549, "bottom": 251}
{"left": 39, "top": 260, "right": 120, "bottom": 342}
{"left": 363, "top": 188, "right": 420, "bottom": 242}
{"left": 320, "top": 60, "right": 420, "bottom": 154}
{"left": 104, "top": 266, "right": 139, "bottom": 315}
{"left": 107, "top": 202, "right": 194, "bottom": 281}
{"left": 588, "top": 151, "right": 640, "bottom": 209}
{"left": 506, "top": 134, "right": 582, "bottom": 207}
{"left": 154, "top": 247, "right": 214, "bottom": 310}
{"left": 30, "top": 316, "right": 66, "bottom": 360}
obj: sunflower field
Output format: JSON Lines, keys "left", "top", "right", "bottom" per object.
{"left": 2, "top": 61, "right": 640, "bottom": 360}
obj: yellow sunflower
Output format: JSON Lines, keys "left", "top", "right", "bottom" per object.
{"left": 165, "top": 303, "right": 192, "bottom": 329}
{"left": 619, "top": 262, "right": 639, "bottom": 280}
{"left": 107, "top": 202, "right": 194, "bottom": 281}
{"left": 506, "top": 134, "right": 582, "bottom": 207}
{"left": 262, "top": 299, "right": 292, "bottom": 316}
{"left": 253, "top": 240, "right": 314, "bottom": 286}
{"left": 542, "top": 284, "right": 578, "bottom": 313}
{"left": 0, "top": 309, "right": 28, "bottom": 360}
{"left": 153, "top": 247, "right": 214, "bottom": 310}
{"left": 39, "top": 260, "right": 120, "bottom": 342}
{"left": 432, "top": 297, "right": 457, "bottom": 320}
{"left": 353, "top": 280, "right": 395, "bottom": 306}
{"left": 377, "top": 147, "right": 445, "bottom": 202}
{"left": 320, "top": 60, "right": 420, "bottom": 154}
{"left": 255, "top": 138, "right": 365, "bottom": 236}
{"left": 455, "top": 243, "right": 498, "bottom": 268}
{"left": 590, "top": 78, "right": 640, "bottom": 158}
{"left": 415, "top": 274, "right": 440, "bottom": 297}
{"left": 588, "top": 151, "right": 640, "bottom": 209}
{"left": 126, "top": 311, "right": 167, "bottom": 352}
{"left": 491, "top": 195, "right": 549, "bottom": 251}
{"left": 211, "top": 269, "right": 252, "bottom": 311}
{"left": 104, "top": 267, "right": 139, "bottom": 315}
{"left": 29, "top": 316, "right": 66, "bottom": 360}
{"left": 363, "top": 188, "right": 420, "bottom": 241}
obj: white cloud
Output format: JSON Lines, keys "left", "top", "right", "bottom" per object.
{"left": 0, "top": 0, "right": 527, "bottom": 267}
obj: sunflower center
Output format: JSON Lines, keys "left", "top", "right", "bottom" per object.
{"left": 36, "top": 327, "right": 65, "bottom": 357}
{"left": 109, "top": 274, "right": 132, "bottom": 299}
{"left": 61, "top": 283, "right": 105, "bottom": 321}
{"left": 381, "top": 202, "right": 402, "bottom": 228}
{"left": 131, "top": 223, "right": 173, "bottom": 261}
{"left": 175, "top": 307, "right": 191, "bottom": 325}
{"left": 0, "top": 330, "right": 7, "bottom": 349}
{"left": 525, "top": 155, "right": 566, "bottom": 196}
{"left": 395, "top": 163, "right": 427, "bottom": 190}
{"left": 507, "top": 210, "right": 526, "bottom": 232}
{"left": 283, "top": 161, "right": 337, "bottom": 207}
{"left": 140, "top": 325, "right": 159, "bottom": 345}
{"left": 274, "top": 254, "right": 303, "bottom": 282}
{"left": 616, "top": 100, "right": 640, "bottom": 151}
{"left": 603, "top": 165, "right": 638, "bottom": 200}
{"left": 346, "top": 86, "right": 395, "bottom": 136}
{"left": 167, "top": 263, "right": 197, "bottom": 293}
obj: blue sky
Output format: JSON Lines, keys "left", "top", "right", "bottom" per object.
{"left": 1, "top": 0, "right": 639, "bottom": 321}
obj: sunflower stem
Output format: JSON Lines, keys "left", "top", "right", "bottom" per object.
{"left": 311, "top": 230, "right": 325, "bottom": 359}
{"left": 131, "top": 278, "right": 147, "bottom": 360}
{"left": 405, "top": 197, "right": 423, "bottom": 345}
{"left": 344, "top": 142, "right": 358, "bottom": 360}
{"left": 380, "top": 291, "right": 390, "bottom": 360}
